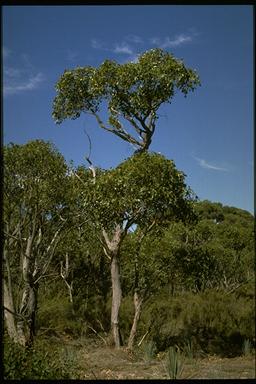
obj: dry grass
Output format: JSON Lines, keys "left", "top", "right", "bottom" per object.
{"left": 65, "top": 339, "right": 255, "bottom": 380}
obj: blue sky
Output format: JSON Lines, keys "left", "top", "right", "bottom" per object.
{"left": 3, "top": 5, "right": 254, "bottom": 213}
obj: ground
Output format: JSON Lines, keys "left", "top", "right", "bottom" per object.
{"left": 61, "top": 337, "right": 255, "bottom": 380}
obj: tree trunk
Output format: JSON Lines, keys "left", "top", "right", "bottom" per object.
{"left": 128, "top": 290, "right": 143, "bottom": 349}
{"left": 3, "top": 280, "right": 19, "bottom": 344}
{"left": 102, "top": 225, "right": 123, "bottom": 349}
{"left": 27, "top": 284, "right": 38, "bottom": 344}
{"left": 111, "top": 253, "right": 122, "bottom": 348}
{"left": 17, "top": 281, "right": 38, "bottom": 347}
{"left": 17, "top": 230, "right": 37, "bottom": 346}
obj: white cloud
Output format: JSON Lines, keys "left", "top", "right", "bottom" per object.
{"left": 4, "top": 72, "right": 44, "bottom": 95}
{"left": 193, "top": 155, "right": 229, "bottom": 172}
{"left": 113, "top": 43, "right": 133, "bottom": 55}
{"left": 91, "top": 38, "right": 136, "bottom": 58}
{"left": 3, "top": 51, "right": 45, "bottom": 96}
{"left": 90, "top": 31, "right": 195, "bottom": 64}
{"left": 150, "top": 33, "right": 193, "bottom": 49}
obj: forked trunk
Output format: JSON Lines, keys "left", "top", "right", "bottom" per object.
{"left": 17, "top": 283, "right": 38, "bottom": 346}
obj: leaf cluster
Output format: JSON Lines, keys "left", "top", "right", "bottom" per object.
{"left": 84, "top": 152, "right": 196, "bottom": 230}
{"left": 52, "top": 48, "right": 200, "bottom": 127}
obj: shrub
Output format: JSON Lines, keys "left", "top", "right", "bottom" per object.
{"left": 3, "top": 335, "right": 81, "bottom": 379}
{"left": 37, "top": 295, "right": 83, "bottom": 337}
{"left": 140, "top": 287, "right": 255, "bottom": 357}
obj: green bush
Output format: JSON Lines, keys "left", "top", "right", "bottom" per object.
{"left": 3, "top": 335, "right": 81, "bottom": 379}
{"left": 37, "top": 295, "right": 83, "bottom": 336}
{"left": 140, "top": 287, "right": 255, "bottom": 357}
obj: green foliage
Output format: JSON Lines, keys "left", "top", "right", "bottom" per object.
{"left": 141, "top": 287, "right": 255, "bottom": 357}
{"left": 181, "top": 339, "right": 195, "bottom": 359}
{"left": 165, "top": 346, "right": 184, "bottom": 379}
{"left": 3, "top": 335, "right": 81, "bottom": 379}
{"left": 52, "top": 48, "right": 200, "bottom": 150}
{"left": 53, "top": 48, "right": 200, "bottom": 124}
{"left": 4, "top": 140, "right": 68, "bottom": 214}
{"left": 37, "top": 295, "right": 81, "bottom": 336}
{"left": 242, "top": 339, "right": 254, "bottom": 357}
{"left": 84, "top": 151, "right": 196, "bottom": 230}
{"left": 143, "top": 340, "right": 157, "bottom": 362}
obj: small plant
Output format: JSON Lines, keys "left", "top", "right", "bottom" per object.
{"left": 182, "top": 339, "right": 194, "bottom": 359}
{"left": 143, "top": 340, "right": 157, "bottom": 362}
{"left": 242, "top": 339, "right": 253, "bottom": 357}
{"left": 166, "top": 346, "right": 184, "bottom": 379}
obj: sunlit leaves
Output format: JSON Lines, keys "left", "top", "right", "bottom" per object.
{"left": 52, "top": 48, "right": 200, "bottom": 149}
{"left": 4, "top": 140, "right": 69, "bottom": 220}
{"left": 84, "top": 152, "right": 197, "bottom": 230}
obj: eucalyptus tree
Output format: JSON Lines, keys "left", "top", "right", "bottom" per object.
{"left": 84, "top": 152, "right": 196, "bottom": 347}
{"left": 52, "top": 48, "right": 200, "bottom": 152}
{"left": 52, "top": 47, "right": 200, "bottom": 349}
{"left": 3, "top": 140, "right": 70, "bottom": 346}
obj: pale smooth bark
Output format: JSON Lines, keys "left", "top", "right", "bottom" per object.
{"left": 110, "top": 253, "right": 122, "bottom": 348}
{"left": 128, "top": 290, "right": 143, "bottom": 349}
{"left": 60, "top": 253, "right": 74, "bottom": 314}
{"left": 102, "top": 224, "right": 123, "bottom": 348}
{"left": 3, "top": 281, "right": 19, "bottom": 344}
{"left": 127, "top": 221, "right": 155, "bottom": 349}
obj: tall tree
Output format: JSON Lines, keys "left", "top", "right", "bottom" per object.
{"left": 4, "top": 140, "right": 69, "bottom": 346}
{"left": 52, "top": 48, "right": 200, "bottom": 152}
{"left": 84, "top": 152, "right": 196, "bottom": 347}
{"left": 52, "top": 47, "right": 200, "bottom": 348}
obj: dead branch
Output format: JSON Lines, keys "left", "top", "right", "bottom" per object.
{"left": 87, "top": 325, "right": 107, "bottom": 345}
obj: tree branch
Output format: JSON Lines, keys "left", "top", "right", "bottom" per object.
{"left": 91, "top": 111, "right": 142, "bottom": 148}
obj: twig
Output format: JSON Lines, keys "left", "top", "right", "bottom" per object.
{"left": 87, "top": 325, "right": 107, "bottom": 345}
{"left": 138, "top": 330, "right": 149, "bottom": 347}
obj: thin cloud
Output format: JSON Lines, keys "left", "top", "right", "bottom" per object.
{"left": 113, "top": 43, "right": 133, "bottom": 55}
{"left": 125, "top": 34, "right": 143, "bottom": 44}
{"left": 193, "top": 155, "right": 229, "bottom": 172}
{"left": 4, "top": 51, "right": 45, "bottom": 96}
{"left": 162, "top": 34, "right": 192, "bottom": 48}
{"left": 150, "top": 33, "right": 193, "bottom": 48}
{"left": 4, "top": 67, "right": 22, "bottom": 77}
{"left": 4, "top": 72, "right": 44, "bottom": 95}
{"left": 90, "top": 31, "right": 195, "bottom": 64}
{"left": 91, "top": 38, "right": 134, "bottom": 55}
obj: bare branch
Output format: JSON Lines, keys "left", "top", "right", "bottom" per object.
{"left": 3, "top": 305, "right": 25, "bottom": 320}
{"left": 91, "top": 111, "right": 142, "bottom": 148}
{"left": 87, "top": 325, "right": 107, "bottom": 345}
{"left": 34, "top": 224, "right": 64, "bottom": 284}
{"left": 83, "top": 128, "right": 92, "bottom": 160}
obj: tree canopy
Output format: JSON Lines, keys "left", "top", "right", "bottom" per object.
{"left": 52, "top": 48, "right": 200, "bottom": 152}
{"left": 84, "top": 151, "right": 197, "bottom": 231}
